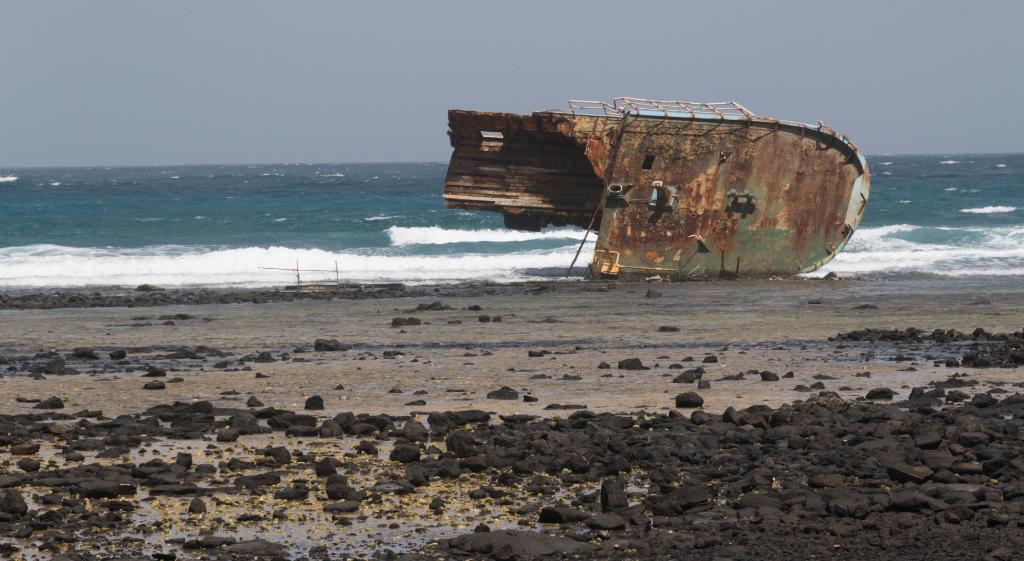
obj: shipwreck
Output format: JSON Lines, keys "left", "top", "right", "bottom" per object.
{"left": 442, "top": 97, "right": 869, "bottom": 280}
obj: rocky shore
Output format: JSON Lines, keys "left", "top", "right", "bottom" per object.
{"left": 2, "top": 278, "right": 1024, "bottom": 559}
{"left": 3, "top": 376, "right": 1024, "bottom": 560}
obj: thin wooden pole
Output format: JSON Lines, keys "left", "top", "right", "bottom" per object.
{"left": 567, "top": 205, "right": 601, "bottom": 277}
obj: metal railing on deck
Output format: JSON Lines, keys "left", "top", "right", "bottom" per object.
{"left": 613, "top": 97, "right": 756, "bottom": 120}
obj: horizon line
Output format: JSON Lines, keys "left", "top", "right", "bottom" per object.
{"left": 2, "top": 152, "right": 1023, "bottom": 170}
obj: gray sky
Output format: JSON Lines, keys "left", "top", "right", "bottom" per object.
{"left": 2, "top": 0, "right": 1022, "bottom": 167}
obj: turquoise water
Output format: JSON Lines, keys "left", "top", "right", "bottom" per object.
{"left": 0, "top": 155, "right": 1021, "bottom": 287}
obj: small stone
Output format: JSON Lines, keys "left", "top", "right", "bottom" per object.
{"left": 304, "top": 395, "right": 324, "bottom": 410}
{"left": 143, "top": 381, "right": 166, "bottom": 390}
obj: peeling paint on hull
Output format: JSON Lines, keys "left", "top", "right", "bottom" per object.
{"left": 443, "top": 98, "right": 870, "bottom": 280}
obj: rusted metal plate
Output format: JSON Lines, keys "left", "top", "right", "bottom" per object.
{"left": 442, "top": 99, "right": 869, "bottom": 277}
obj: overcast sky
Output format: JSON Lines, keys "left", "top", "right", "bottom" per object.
{"left": 2, "top": 0, "right": 1022, "bottom": 167}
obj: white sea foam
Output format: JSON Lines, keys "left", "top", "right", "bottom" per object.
{"left": 0, "top": 175, "right": 17, "bottom": 183}
{"left": 364, "top": 215, "right": 401, "bottom": 222}
{"left": 880, "top": 162, "right": 893, "bottom": 166}
{"left": 996, "top": 164, "right": 1007, "bottom": 168}
{"left": 386, "top": 226, "right": 585, "bottom": 246}
{"left": 319, "top": 173, "right": 346, "bottom": 177}
{"left": 939, "top": 160, "right": 960, "bottom": 164}
{"left": 960, "top": 206, "right": 1017, "bottom": 214}
{"left": 49, "top": 181, "right": 61, "bottom": 186}
{"left": 944, "top": 188, "right": 957, "bottom": 191}
{"left": 0, "top": 244, "right": 594, "bottom": 288}
{"left": 272, "top": 218, "right": 288, "bottom": 222}
{"left": 816, "top": 224, "right": 1024, "bottom": 278}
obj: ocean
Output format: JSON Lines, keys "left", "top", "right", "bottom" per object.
{"left": 0, "top": 154, "right": 1021, "bottom": 288}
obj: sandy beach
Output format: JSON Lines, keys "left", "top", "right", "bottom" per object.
{"left": 1, "top": 278, "right": 1022, "bottom": 418}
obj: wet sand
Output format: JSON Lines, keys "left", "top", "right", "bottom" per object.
{"left": 1, "top": 278, "right": 1021, "bottom": 417}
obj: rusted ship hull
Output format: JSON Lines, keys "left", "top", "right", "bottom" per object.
{"left": 443, "top": 98, "right": 869, "bottom": 280}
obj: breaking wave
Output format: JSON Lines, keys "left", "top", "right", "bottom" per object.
{"left": 0, "top": 175, "right": 18, "bottom": 183}
{"left": 0, "top": 244, "right": 595, "bottom": 288}
{"left": 817, "top": 224, "right": 1024, "bottom": 278}
{"left": 960, "top": 206, "right": 1017, "bottom": 214}
{"left": 386, "top": 226, "right": 584, "bottom": 246}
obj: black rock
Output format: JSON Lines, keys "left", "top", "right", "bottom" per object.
{"left": 486, "top": 386, "right": 519, "bottom": 400}
{"left": 72, "top": 348, "right": 99, "bottom": 360}
{"left": 33, "top": 396, "right": 64, "bottom": 409}
{"left": 539, "top": 504, "right": 590, "bottom": 523}
{"left": 674, "top": 392, "right": 704, "bottom": 408}
{"left": 109, "top": 349, "right": 127, "bottom": 360}
{"left": 446, "top": 530, "right": 597, "bottom": 557}
{"left": 390, "top": 444, "right": 421, "bottom": 464}
{"left": 617, "top": 358, "right": 647, "bottom": 370}
{"left": 649, "top": 485, "right": 711, "bottom": 515}
{"left": 188, "top": 497, "right": 207, "bottom": 514}
{"left": 600, "top": 477, "right": 628, "bottom": 511}
{"left": 142, "top": 366, "right": 167, "bottom": 377}
{"left": 586, "top": 512, "right": 626, "bottom": 530}
{"left": 865, "top": 387, "right": 896, "bottom": 400}
{"left": 970, "top": 392, "right": 998, "bottom": 408}
{"left": 143, "top": 381, "right": 166, "bottom": 390}
{"left": 254, "top": 351, "right": 276, "bottom": 363}
{"left": 304, "top": 395, "right": 325, "bottom": 410}
{"left": 672, "top": 367, "right": 704, "bottom": 384}
{"left": 544, "top": 403, "right": 587, "bottom": 410}
{"left": 760, "top": 371, "right": 780, "bottom": 381}
{"left": 0, "top": 490, "right": 28, "bottom": 516}
{"left": 314, "top": 339, "right": 350, "bottom": 352}
{"left": 264, "top": 446, "right": 292, "bottom": 465}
